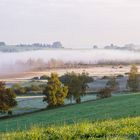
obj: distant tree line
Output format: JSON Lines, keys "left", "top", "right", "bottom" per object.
{"left": 16, "top": 58, "right": 92, "bottom": 71}
{"left": 15, "top": 58, "right": 140, "bottom": 73}
{"left": 0, "top": 41, "right": 63, "bottom": 48}
{"left": 17, "top": 41, "right": 63, "bottom": 48}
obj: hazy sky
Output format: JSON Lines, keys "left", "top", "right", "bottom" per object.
{"left": 0, "top": 0, "right": 140, "bottom": 48}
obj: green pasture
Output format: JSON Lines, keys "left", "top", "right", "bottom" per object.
{"left": 0, "top": 93, "right": 140, "bottom": 132}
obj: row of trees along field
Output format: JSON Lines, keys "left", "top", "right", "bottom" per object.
{"left": 97, "top": 64, "right": 140, "bottom": 99}
{"left": 43, "top": 72, "right": 93, "bottom": 108}
{"left": 0, "top": 65, "right": 139, "bottom": 114}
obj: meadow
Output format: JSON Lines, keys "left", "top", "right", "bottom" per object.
{"left": 0, "top": 69, "right": 139, "bottom": 140}
{"left": 10, "top": 93, "right": 97, "bottom": 115}
{"left": 1, "top": 117, "right": 140, "bottom": 140}
{"left": 0, "top": 93, "right": 140, "bottom": 133}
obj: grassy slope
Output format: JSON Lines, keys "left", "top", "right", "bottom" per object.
{"left": 2, "top": 117, "right": 140, "bottom": 140}
{"left": 0, "top": 93, "right": 140, "bottom": 132}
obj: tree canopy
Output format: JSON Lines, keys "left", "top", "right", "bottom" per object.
{"left": 127, "top": 65, "right": 140, "bottom": 92}
{"left": 0, "top": 82, "right": 17, "bottom": 113}
{"left": 60, "top": 71, "right": 93, "bottom": 103}
{"left": 43, "top": 73, "right": 68, "bottom": 108}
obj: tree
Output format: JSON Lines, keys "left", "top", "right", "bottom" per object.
{"left": 11, "top": 84, "right": 26, "bottom": 95}
{"left": 43, "top": 73, "right": 68, "bottom": 108}
{"left": 52, "top": 41, "right": 63, "bottom": 48}
{"left": 106, "top": 76, "right": 119, "bottom": 92}
{"left": 0, "top": 82, "right": 17, "bottom": 114}
{"left": 127, "top": 65, "right": 140, "bottom": 92}
{"left": 60, "top": 71, "right": 93, "bottom": 103}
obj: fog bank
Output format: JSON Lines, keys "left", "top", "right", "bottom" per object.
{"left": 0, "top": 49, "right": 140, "bottom": 74}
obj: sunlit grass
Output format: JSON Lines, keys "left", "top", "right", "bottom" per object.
{"left": 1, "top": 116, "right": 140, "bottom": 140}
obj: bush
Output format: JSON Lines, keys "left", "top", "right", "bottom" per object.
{"left": 116, "top": 74, "right": 124, "bottom": 78}
{"left": 30, "top": 85, "right": 41, "bottom": 91}
{"left": 11, "top": 84, "right": 26, "bottom": 95}
{"left": 32, "top": 77, "right": 39, "bottom": 80}
{"left": 125, "top": 72, "right": 130, "bottom": 75}
{"left": 119, "top": 65, "right": 123, "bottom": 68}
{"left": 97, "top": 88, "right": 112, "bottom": 99}
{"left": 106, "top": 76, "right": 119, "bottom": 91}
{"left": 101, "top": 76, "right": 110, "bottom": 79}
{"left": 40, "top": 75, "right": 50, "bottom": 80}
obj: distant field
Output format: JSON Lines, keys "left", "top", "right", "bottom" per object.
{"left": 0, "top": 64, "right": 134, "bottom": 81}
{"left": 0, "top": 93, "right": 140, "bottom": 132}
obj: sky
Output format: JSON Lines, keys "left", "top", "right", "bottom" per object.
{"left": 0, "top": 0, "right": 140, "bottom": 48}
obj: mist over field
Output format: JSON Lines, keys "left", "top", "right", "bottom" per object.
{"left": 0, "top": 49, "right": 140, "bottom": 74}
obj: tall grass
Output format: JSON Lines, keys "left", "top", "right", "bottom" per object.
{"left": 1, "top": 116, "right": 140, "bottom": 140}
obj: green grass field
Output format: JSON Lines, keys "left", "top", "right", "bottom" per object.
{"left": 0, "top": 93, "right": 140, "bottom": 133}
{"left": 2, "top": 117, "right": 140, "bottom": 140}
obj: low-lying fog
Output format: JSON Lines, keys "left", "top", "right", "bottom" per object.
{"left": 0, "top": 49, "right": 140, "bottom": 74}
